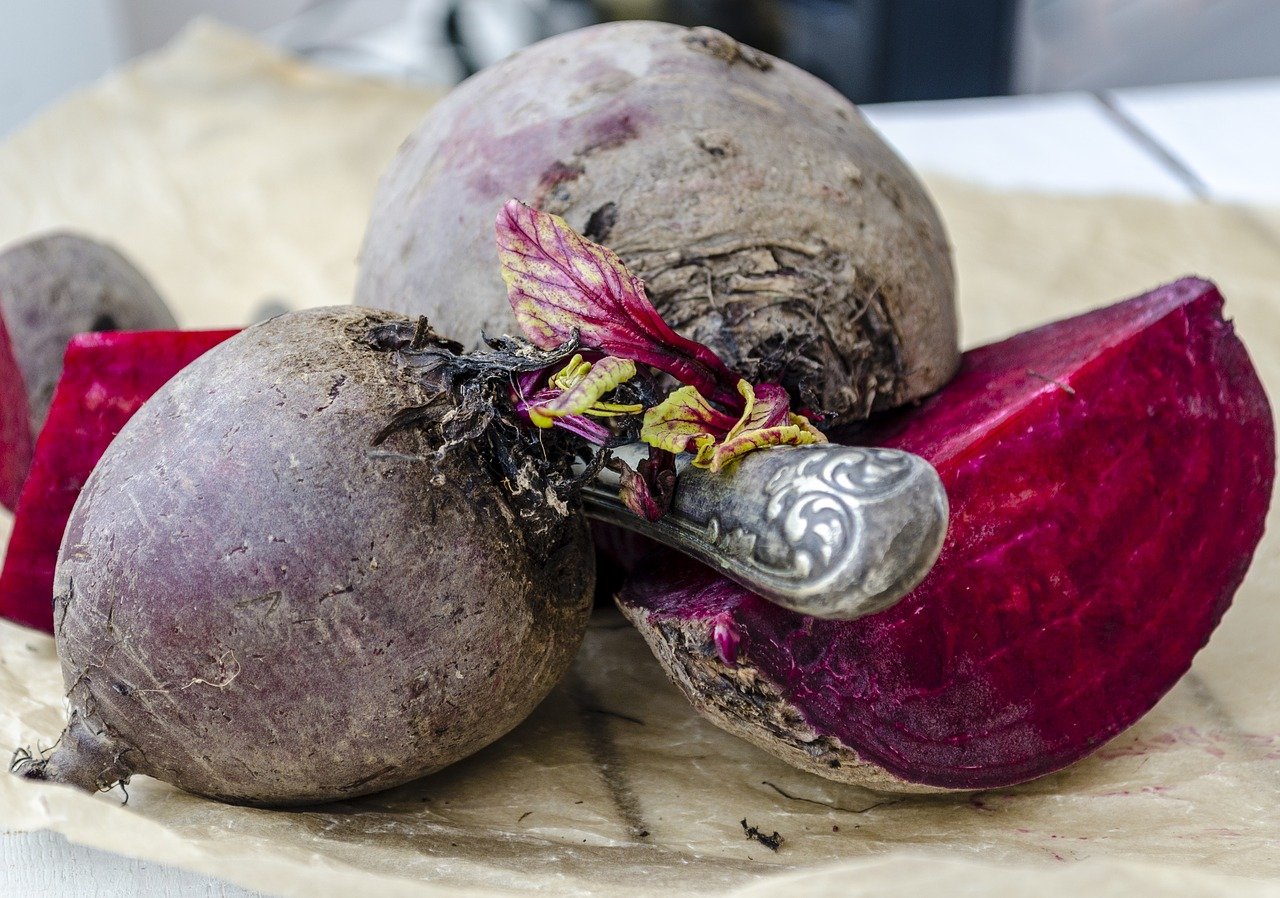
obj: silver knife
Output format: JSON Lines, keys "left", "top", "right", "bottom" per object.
{"left": 582, "top": 442, "right": 948, "bottom": 621}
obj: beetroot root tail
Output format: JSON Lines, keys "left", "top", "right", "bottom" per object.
{"left": 10, "top": 713, "right": 134, "bottom": 794}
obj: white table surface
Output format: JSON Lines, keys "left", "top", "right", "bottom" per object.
{"left": 3, "top": 71, "right": 1278, "bottom": 898}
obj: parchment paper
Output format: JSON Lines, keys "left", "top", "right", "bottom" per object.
{"left": 1, "top": 21, "right": 1279, "bottom": 898}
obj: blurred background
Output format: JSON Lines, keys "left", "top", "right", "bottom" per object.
{"left": 3, "top": 0, "right": 1280, "bottom": 137}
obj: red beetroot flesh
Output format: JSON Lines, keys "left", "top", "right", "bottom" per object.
{"left": 0, "top": 330, "right": 236, "bottom": 632}
{"left": 0, "top": 314, "right": 32, "bottom": 510}
{"left": 620, "top": 278, "right": 1275, "bottom": 790}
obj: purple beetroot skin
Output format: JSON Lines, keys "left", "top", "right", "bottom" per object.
{"left": 0, "top": 329, "right": 237, "bottom": 633}
{"left": 620, "top": 277, "right": 1275, "bottom": 792}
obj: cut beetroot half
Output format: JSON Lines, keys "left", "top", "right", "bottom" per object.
{"left": 0, "top": 329, "right": 236, "bottom": 632}
{"left": 619, "top": 278, "right": 1275, "bottom": 792}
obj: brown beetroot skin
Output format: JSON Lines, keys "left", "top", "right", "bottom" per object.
{"left": 33, "top": 307, "right": 593, "bottom": 806}
{"left": 620, "top": 278, "right": 1274, "bottom": 792}
{"left": 358, "top": 21, "right": 958, "bottom": 423}
{"left": 0, "top": 233, "right": 176, "bottom": 508}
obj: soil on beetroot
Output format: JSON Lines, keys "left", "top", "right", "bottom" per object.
{"left": 620, "top": 277, "right": 1275, "bottom": 791}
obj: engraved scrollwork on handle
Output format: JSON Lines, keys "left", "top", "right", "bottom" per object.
{"left": 752, "top": 447, "right": 919, "bottom": 585}
{"left": 581, "top": 443, "right": 948, "bottom": 620}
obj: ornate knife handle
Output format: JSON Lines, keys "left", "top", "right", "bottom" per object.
{"left": 583, "top": 443, "right": 948, "bottom": 620}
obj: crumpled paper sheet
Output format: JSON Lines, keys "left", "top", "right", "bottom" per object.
{"left": 1, "top": 20, "right": 1280, "bottom": 898}
{"left": 0, "top": 20, "right": 439, "bottom": 327}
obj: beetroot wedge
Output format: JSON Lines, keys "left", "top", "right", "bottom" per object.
{"left": 0, "top": 329, "right": 236, "bottom": 632}
{"left": 619, "top": 277, "right": 1274, "bottom": 792}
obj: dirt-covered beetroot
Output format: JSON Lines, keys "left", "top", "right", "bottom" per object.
{"left": 619, "top": 278, "right": 1274, "bottom": 792}
{"left": 19, "top": 307, "right": 593, "bottom": 806}
{"left": 0, "top": 329, "right": 236, "bottom": 633}
{"left": 0, "top": 233, "right": 176, "bottom": 508}
{"left": 357, "top": 21, "right": 958, "bottom": 423}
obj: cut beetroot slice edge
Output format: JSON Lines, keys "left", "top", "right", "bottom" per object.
{"left": 0, "top": 329, "right": 237, "bottom": 632}
{"left": 619, "top": 277, "right": 1275, "bottom": 792}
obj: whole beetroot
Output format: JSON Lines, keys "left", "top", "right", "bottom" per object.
{"left": 0, "top": 233, "right": 176, "bottom": 508}
{"left": 357, "top": 21, "right": 958, "bottom": 423}
{"left": 20, "top": 307, "right": 593, "bottom": 806}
